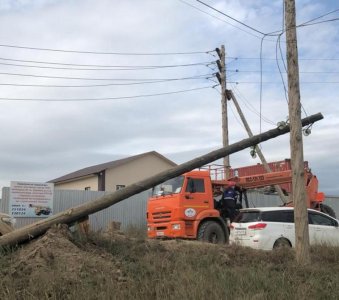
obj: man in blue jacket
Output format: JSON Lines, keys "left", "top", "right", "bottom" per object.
{"left": 221, "top": 182, "right": 238, "bottom": 221}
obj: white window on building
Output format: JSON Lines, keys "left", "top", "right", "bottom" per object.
{"left": 85, "top": 187, "right": 91, "bottom": 191}
{"left": 116, "top": 185, "right": 125, "bottom": 191}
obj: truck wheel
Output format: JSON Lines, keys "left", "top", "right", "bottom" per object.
{"left": 197, "top": 221, "right": 226, "bottom": 244}
{"left": 321, "top": 204, "right": 336, "bottom": 218}
{"left": 273, "top": 238, "right": 291, "bottom": 249}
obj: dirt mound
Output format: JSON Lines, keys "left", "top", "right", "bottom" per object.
{"left": 6, "top": 225, "right": 126, "bottom": 297}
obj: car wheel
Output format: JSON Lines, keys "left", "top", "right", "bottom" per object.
{"left": 320, "top": 204, "right": 336, "bottom": 218}
{"left": 197, "top": 221, "right": 226, "bottom": 244}
{"left": 273, "top": 238, "right": 291, "bottom": 249}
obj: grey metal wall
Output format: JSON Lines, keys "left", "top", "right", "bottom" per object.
{"left": 1, "top": 187, "right": 338, "bottom": 232}
{"left": 1, "top": 187, "right": 150, "bottom": 231}
{"left": 244, "top": 191, "right": 339, "bottom": 217}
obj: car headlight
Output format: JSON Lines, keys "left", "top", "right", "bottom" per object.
{"left": 172, "top": 224, "right": 181, "bottom": 230}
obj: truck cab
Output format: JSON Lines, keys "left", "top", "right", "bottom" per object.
{"left": 147, "top": 170, "right": 229, "bottom": 243}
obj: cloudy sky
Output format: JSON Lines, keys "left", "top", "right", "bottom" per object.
{"left": 0, "top": 0, "right": 338, "bottom": 195}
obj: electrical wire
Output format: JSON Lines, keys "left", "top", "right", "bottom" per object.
{"left": 0, "top": 56, "right": 214, "bottom": 68}
{"left": 276, "top": 33, "right": 289, "bottom": 103}
{"left": 298, "top": 17, "right": 339, "bottom": 27}
{"left": 227, "top": 56, "right": 339, "bottom": 61}
{"left": 231, "top": 84, "right": 275, "bottom": 125}
{"left": 0, "top": 75, "right": 213, "bottom": 88}
{"left": 228, "top": 69, "right": 339, "bottom": 74}
{"left": 0, "top": 71, "right": 215, "bottom": 82}
{"left": 178, "top": 0, "right": 263, "bottom": 39}
{"left": 298, "top": 8, "right": 339, "bottom": 26}
{"left": 0, "top": 85, "right": 215, "bottom": 102}
{"left": 229, "top": 81, "right": 339, "bottom": 84}
{"left": 229, "top": 101, "right": 248, "bottom": 132}
{"left": 0, "top": 62, "right": 215, "bottom": 71}
{"left": 195, "top": 0, "right": 265, "bottom": 35}
{"left": 0, "top": 44, "right": 213, "bottom": 56}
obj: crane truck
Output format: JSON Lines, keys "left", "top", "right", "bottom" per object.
{"left": 147, "top": 167, "right": 335, "bottom": 243}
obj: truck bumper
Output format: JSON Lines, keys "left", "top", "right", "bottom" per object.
{"left": 147, "top": 220, "right": 195, "bottom": 239}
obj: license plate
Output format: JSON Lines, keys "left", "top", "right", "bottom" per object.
{"left": 235, "top": 228, "right": 246, "bottom": 235}
{"left": 156, "top": 231, "right": 164, "bottom": 236}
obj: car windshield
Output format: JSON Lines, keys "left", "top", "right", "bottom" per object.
{"left": 152, "top": 176, "right": 184, "bottom": 196}
{"left": 233, "top": 211, "right": 261, "bottom": 223}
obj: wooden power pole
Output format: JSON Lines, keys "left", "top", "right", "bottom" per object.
{"left": 285, "top": 0, "right": 310, "bottom": 264}
{"left": 216, "top": 45, "right": 230, "bottom": 178}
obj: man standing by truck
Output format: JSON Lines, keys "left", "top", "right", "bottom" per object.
{"left": 221, "top": 182, "right": 239, "bottom": 222}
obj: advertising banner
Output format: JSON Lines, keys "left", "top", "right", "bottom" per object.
{"left": 10, "top": 181, "right": 54, "bottom": 218}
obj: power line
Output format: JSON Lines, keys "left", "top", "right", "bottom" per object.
{"left": 275, "top": 33, "right": 288, "bottom": 104}
{"left": 231, "top": 85, "right": 275, "bottom": 125}
{"left": 0, "top": 85, "right": 215, "bottom": 102}
{"left": 0, "top": 75, "right": 213, "bottom": 88}
{"left": 229, "top": 81, "right": 339, "bottom": 84}
{"left": 0, "top": 71, "right": 215, "bottom": 81}
{"left": 228, "top": 69, "right": 339, "bottom": 74}
{"left": 178, "top": 0, "right": 263, "bottom": 39}
{"left": 298, "top": 17, "right": 339, "bottom": 27}
{"left": 227, "top": 56, "right": 339, "bottom": 61}
{"left": 195, "top": 0, "right": 265, "bottom": 35}
{"left": 228, "top": 101, "right": 248, "bottom": 132}
{"left": 0, "top": 57, "right": 215, "bottom": 70}
{"left": 0, "top": 62, "right": 215, "bottom": 71}
{"left": 264, "top": 7, "right": 339, "bottom": 36}
{"left": 298, "top": 8, "right": 339, "bottom": 26}
{"left": 0, "top": 44, "right": 213, "bottom": 56}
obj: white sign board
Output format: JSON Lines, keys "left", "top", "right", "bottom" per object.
{"left": 10, "top": 181, "right": 54, "bottom": 218}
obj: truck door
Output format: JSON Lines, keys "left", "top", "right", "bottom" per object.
{"left": 183, "top": 177, "right": 210, "bottom": 219}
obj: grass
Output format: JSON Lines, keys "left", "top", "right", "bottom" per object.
{"left": 0, "top": 229, "right": 338, "bottom": 300}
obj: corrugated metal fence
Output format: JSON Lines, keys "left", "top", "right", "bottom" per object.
{"left": 1, "top": 187, "right": 150, "bottom": 231}
{"left": 1, "top": 187, "right": 339, "bottom": 231}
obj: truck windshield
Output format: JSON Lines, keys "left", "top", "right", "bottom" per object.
{"left": 152, "top": 176, "right": 184, "bottom": 196}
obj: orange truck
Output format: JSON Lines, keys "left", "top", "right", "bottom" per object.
{"left": 147, "top": 167, "right": 334, "bottom": 243}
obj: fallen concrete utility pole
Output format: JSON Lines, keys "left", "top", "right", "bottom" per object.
{"left": 0, "top": 112, "right": 323, "bottom": 247}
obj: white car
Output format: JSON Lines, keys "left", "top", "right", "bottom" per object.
{"left": 230, "top": 207, "right": 339, "bottom": 250}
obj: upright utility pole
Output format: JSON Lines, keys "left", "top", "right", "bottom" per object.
{"left": 227, "top": 90, "right": 287, "bottom": 204}
{"left": 285, "top": 0, "right": 310, "bottom": 264}
{"left": 216, "top": 45, "right": 230, "bottom": 179}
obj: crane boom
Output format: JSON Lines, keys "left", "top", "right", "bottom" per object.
{"left": 212, "top": 168, "right": 325, "bottom": 209}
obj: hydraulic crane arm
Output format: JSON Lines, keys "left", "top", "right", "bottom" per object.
{"left": 212, "top": 168, "right": 325, "bottom": 209}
